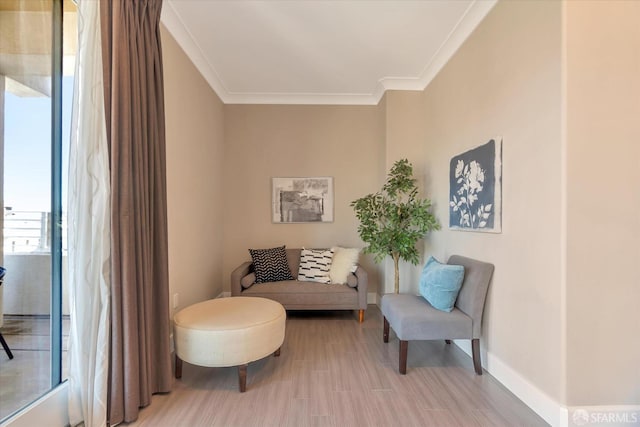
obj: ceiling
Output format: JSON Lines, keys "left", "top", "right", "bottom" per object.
{"left": 0, "top": 0, "right": 77, "bottom": 97}
{"left": 161, "top": 0, "right": 496, "bottom": 105}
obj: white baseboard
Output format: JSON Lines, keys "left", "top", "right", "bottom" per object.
{"left": 485, "top": 349, "right": 563, "bottom": 426}
{"left": 452, "top": 340, "right": 562, "bottom": 426}
{"left": 452, "top": 341, "right": 640, "bottom": 426}
{"left": 367, "top": 292, "right": 377, "bottom": 305}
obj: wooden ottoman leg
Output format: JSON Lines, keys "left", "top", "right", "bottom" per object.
{"left": 238, "top": 364, "right": 248, "bottom": 392}
{"left": 274, "top": 347, "right": 281, "bottom": 357}
{"left": 175, "top": 355, "right": 183, "bottom": 379}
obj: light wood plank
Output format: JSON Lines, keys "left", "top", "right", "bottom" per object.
{"left": 124, "top": 306, "right": 548, "bottom": 427}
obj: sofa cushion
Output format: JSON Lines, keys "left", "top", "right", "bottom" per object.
{"left": 298, "top": 248, "right": 333, "bottom": 284}
{"left": 242, "top": 280, "right": 358, "bottom": 308}
{"left": 329, "top": 247, "right": 360, "bottom": 284}
{"left": 381, "top": 294, "right": 472, "bottom": 340}
{"left": 249, "top": 246, "right": 295, "bottom": 283}
{"left": 418, "top": 256, "right": 465, "bottom": 312}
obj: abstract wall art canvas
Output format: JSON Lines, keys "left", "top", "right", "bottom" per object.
{"left": 272, "top": 177, "right": 334, "bottom": 223}
{"left": 449, "top": 138, "right": 502, "bottom": 233}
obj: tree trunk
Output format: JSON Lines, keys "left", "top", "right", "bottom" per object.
{"left": 392, "top": 252, "right": 400, "bottom": 294}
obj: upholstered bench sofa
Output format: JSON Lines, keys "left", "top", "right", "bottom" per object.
{"left": 231, "top": 247, "right": 368, "bottom": 322}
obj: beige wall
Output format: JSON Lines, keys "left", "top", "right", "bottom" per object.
{"left": 386, "top": 0, "right": 564, "bottom": 407}
{"left": 565, "top": 1, "right": 640, "bottom": 406}
{"left": 222, "top": 104, "right": 386, "bottom": 295}
{"left": 162, "top": 26, "right": 225, "bottom": 314}
{"left": 162, "top": 0, "right": 640, "bottom": 416}
{"left": 383, "top": 91, "right": 433, "bottom": 291}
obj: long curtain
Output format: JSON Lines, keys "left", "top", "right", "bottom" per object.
{"left": 67, "top": 0, "right": 111, "bottom": 425}
{"left": 100, "top": 0, "right": 172, "bottom": 424}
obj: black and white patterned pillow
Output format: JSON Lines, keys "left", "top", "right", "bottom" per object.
{"left": 297, "top": 248, "right": 334, "bottom": 284}
{"left": 249, "top": 246, "right": 295, "bottom": 283}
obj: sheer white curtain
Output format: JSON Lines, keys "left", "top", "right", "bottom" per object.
{"left": 67, "top": 0, "right": 111, "bottom": 426}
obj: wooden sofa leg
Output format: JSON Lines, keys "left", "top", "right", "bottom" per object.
{"left": 358, "top": 309, "right": 364, "bottom": 323}
{"left": 383, "top": 317, "right": 389, "bottom": 343}
{"left": 445, "top": 339, "right": 452, "bottom": 344}
{"left": 399, "top": 340, "right": 408, "bottom": 375}
{"left": 238, "top": 364, "right": 248, "bottom": 392}
{"left": 472, "top": 338, "right": 482, "bottom": 375}
{"left": 175, "top": 355, "right": 183, "bottom": 379}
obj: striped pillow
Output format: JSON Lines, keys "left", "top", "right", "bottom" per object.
{"left": 297, "top": 248, "right": 334, "bottom": 284}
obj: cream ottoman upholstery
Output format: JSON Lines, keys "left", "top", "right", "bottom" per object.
{"left": 173, "top": 296, "right": 286, "bottom": 392}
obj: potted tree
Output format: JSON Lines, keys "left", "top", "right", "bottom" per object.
{"left": 351, "top": 159, "right": 439, "bottom": 294}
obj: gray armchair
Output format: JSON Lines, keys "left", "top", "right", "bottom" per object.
{"left": 381, "top": 255, "right": 494, "bottom": 375}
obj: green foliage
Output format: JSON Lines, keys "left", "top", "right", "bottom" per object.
{"left": 351, "top": 159, "right": 440, "bottom": 266}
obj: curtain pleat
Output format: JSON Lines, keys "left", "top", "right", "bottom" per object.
{"left": 67, "top": 0, "right": 111, "bottom": 425}
{"left": 101, "top": 1, "right": 172, "bottom": 424}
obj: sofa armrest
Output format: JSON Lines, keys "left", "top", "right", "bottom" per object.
{"left": 354, "top": 265, "right": 368, "bottom": 310}
{"left": 231, "top": 261, "right": 253, "bottom": 296}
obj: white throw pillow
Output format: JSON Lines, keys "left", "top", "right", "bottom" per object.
{"left": 329, "top": 247, "right": 360, "bottom": 284}
{"left": 298, "top": 248, "right": 334, "bottom": 284}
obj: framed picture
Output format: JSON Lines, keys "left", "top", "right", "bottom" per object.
{"left": 272, "top": 177, "right": 334, "bottom": 223}
{"left": 449, "top": 138, "right": 502, "bottom": 233}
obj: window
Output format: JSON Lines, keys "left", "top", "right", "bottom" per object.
{"left": 0, "top": 0, "right": 75, "bottom": 421}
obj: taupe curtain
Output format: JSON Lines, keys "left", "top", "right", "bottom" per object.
{"left": 100, "top": 0, "right": 172, "bottom": 424}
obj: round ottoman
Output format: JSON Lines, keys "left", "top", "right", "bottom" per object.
{"left": 173, "top": 296, "right": 286, "bottom": 392}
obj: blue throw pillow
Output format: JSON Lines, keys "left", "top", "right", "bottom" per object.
{"left": 419, "top": 256, "right": 465, "bottom": 312}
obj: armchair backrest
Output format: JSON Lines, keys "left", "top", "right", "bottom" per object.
{"left": 448, "top": 255, "right": 494, "bottom": 338}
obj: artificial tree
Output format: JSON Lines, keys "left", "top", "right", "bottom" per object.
{"left": 351, "top": 159, "right": 439, "bottom": 294}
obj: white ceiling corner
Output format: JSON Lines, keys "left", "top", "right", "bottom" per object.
{"left": 161, "top": 0, "right": 497, "bottom": 106}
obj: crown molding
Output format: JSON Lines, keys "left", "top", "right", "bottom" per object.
{"left": 383, "top": 0, "right": 497, "bottom": 94}
{"left": 161, "top": 0, "right": 497, "bottom": 106}
{"left": 161, "top": 2, "right": 231, "bottom": 102}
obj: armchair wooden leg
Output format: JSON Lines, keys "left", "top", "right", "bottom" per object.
{"left": 238, "top": 364, "right": 248, "bottom": 392}
{"left": 175, "top": 355, "right": 183, "bottom": 379}
{"left": 383, "top": 317, "right": 389, "bottom": 343}
{"left": 399, "top": 340, "right": 408, "bottom": 374}
{"left": 358, "top": 309, "right": 364, "bottom": 323}
{"left": 472, "top": 338, "right": 482, "bottom": 375}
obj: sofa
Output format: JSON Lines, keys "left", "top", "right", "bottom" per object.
{"left": 231, "top": 248, "right": 368, "bottom": 322}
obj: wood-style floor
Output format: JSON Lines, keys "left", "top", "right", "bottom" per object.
{"left": 127, "top": 305, "right": 548, "bottom": 427}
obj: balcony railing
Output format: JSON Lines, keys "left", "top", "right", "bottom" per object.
{"left": 2, "top": 209, "right": 70, "bottom": 316}
{"left": 4, "top": 209, "right": 67, "bottom": 253}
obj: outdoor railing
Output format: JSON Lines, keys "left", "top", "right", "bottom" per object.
{"left": 3, "top": 209, "right": 67, "bottom": 253}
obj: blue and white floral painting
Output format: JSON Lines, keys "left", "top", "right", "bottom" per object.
{"left": 449, "top": 138, "right": 502, "bottom": 233}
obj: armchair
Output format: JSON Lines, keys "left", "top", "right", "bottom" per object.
{"left": 381, "top": 255, "right": 494, "bottom": 375}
